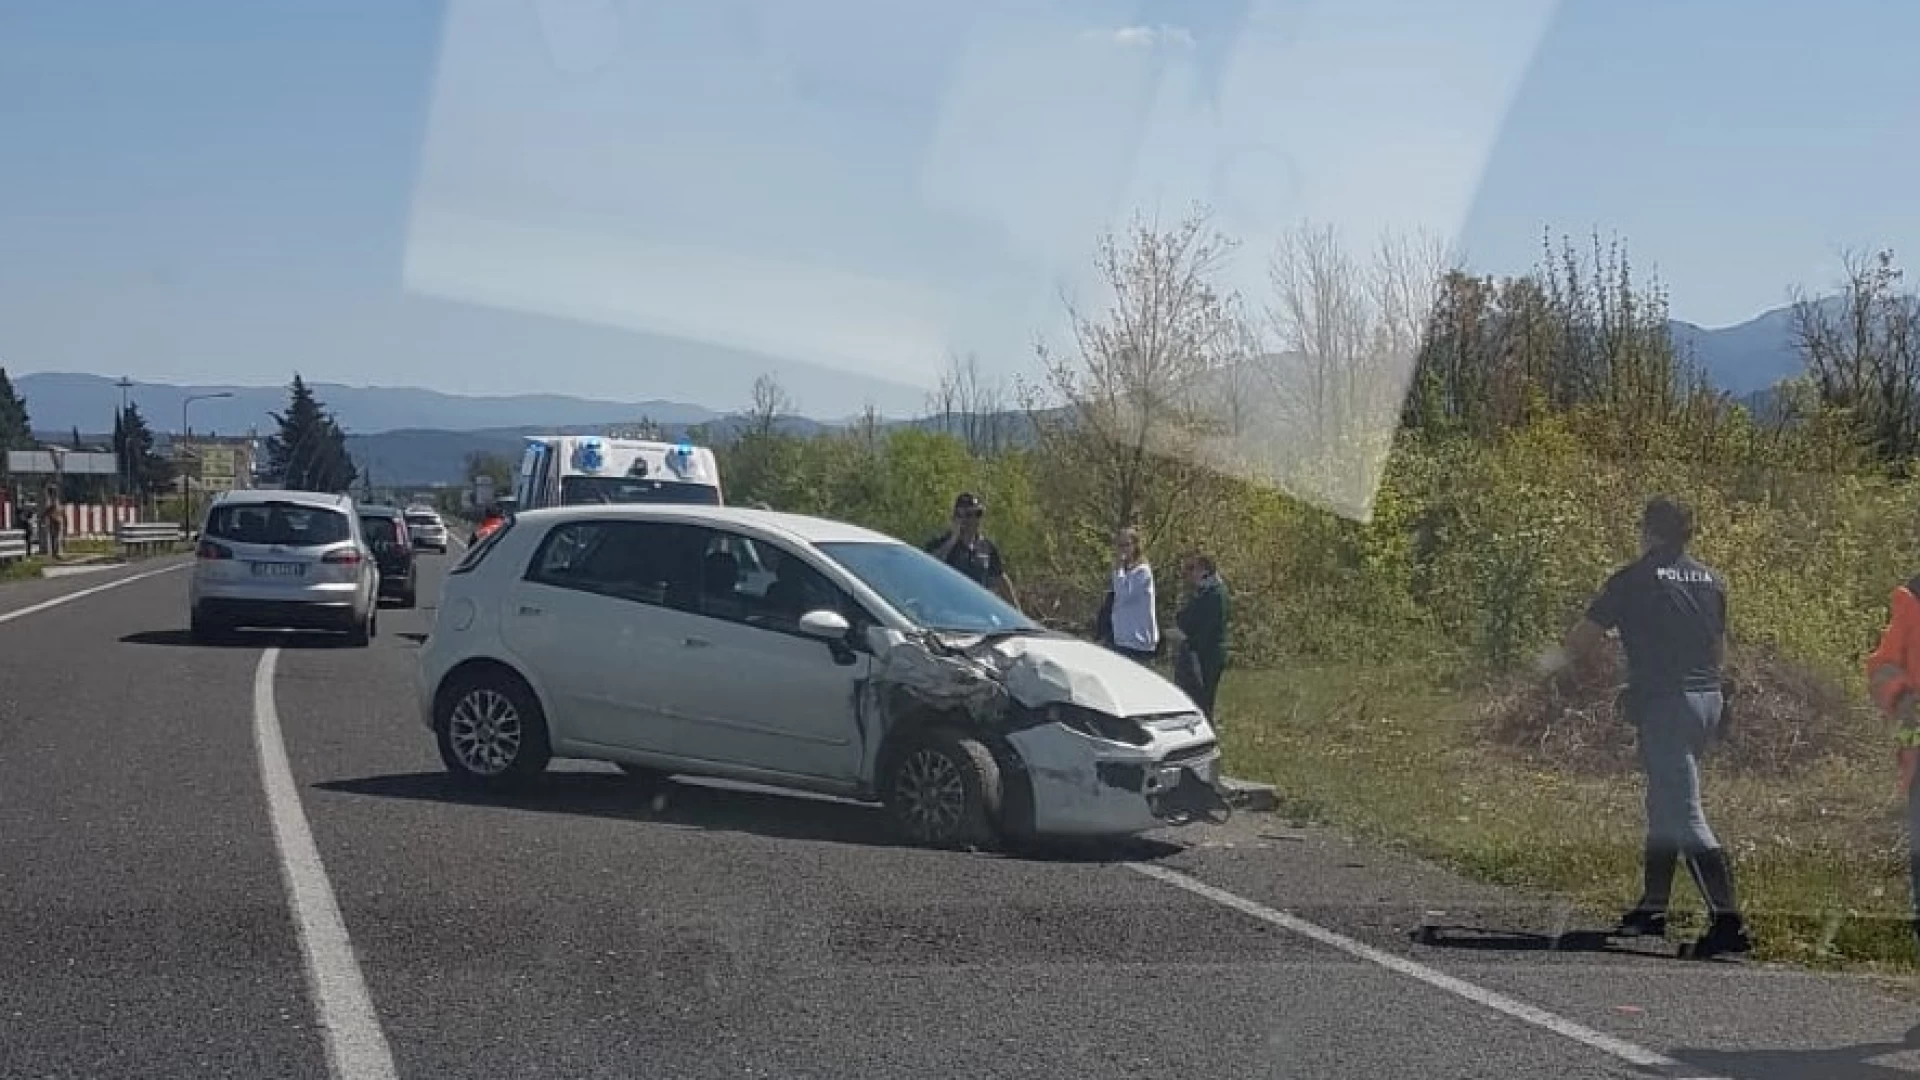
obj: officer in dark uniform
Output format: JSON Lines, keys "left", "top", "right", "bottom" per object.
{"left": 1547, "top": 495, "right": 1752, "bottom": 958}
{"left": 924, "top": 492, "right": 1020, "bottom": 608}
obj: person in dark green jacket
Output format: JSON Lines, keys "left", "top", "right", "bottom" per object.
{"left": 1174, "top": 553, "right": 1230, "bottom": 721}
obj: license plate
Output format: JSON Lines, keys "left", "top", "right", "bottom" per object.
{"left": 252, "top": 562, "right": 306, "bottom": 578}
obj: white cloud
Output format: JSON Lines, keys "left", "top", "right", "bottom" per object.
{"left": 1096, "top": 25, "right": 1196, "bottom": 49}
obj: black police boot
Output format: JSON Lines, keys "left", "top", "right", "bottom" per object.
{"left": 1614, "top": 908, "right": 1669, "bottom": 939}
{"left": 1686, "top": 848, "right": 1754, "bottom": 958}
{"left": 1615, "top": 844, "right": 1678, "bottom": 937}
{"left": 1692, "top": 913, "right": 1754, "bottom": 959}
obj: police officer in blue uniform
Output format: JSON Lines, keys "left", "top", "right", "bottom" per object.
{"left": 925, "top": 492, "right": 1020, "bottom": 609}
{"left": 1550, "top": 496, "right": 1752, "bottom": 958}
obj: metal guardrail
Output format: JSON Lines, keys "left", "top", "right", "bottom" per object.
{"left": 0, "top": 529, "right": 26, "bottom": 564}
{"left": 116, "top": 521, "right": 187, "bottom": 557}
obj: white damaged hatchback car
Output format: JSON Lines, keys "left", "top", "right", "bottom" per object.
{"left": 417, "top": 505, "right": 1226, "bottom": 847}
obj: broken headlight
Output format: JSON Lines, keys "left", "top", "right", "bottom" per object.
{"left": 1048, "top": 703, "right": 1152, "bottom": 747}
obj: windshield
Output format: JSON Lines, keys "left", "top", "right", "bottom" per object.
{"left": 560, "top": 476, "right": 721, "bottom": 506}
{"left": 204, "top": 502, "right": 351, "bottom": 547}
{"left": 817, "top": 540, "right": 1037, "bottom": 635}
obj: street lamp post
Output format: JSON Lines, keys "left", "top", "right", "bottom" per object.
{"left": 181, "top": 392, "right": 234, "bottom": 532}
{"left": 114, "top": 377, "right": 134, "bottom": 499}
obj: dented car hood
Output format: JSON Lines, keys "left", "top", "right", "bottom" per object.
{"left": 990, "top": 634, "right": 1195, "bottom": 716}
{"left": 868, "top": 629, "right": 1197, "bottom": 720}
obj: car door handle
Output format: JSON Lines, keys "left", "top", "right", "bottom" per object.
{"left": 683, "top": 636, "right": 711, "bottom": 648}
{"left": 517, "top": 605, "right": 543, "bottom": 616}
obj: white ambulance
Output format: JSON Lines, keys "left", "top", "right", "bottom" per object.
{"left": 512, "top": 435, "right": 724, "bottom": 511}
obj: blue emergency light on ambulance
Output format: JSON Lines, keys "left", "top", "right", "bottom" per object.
{"left": 571, "top": 437, "right": 607, "bottom": 474}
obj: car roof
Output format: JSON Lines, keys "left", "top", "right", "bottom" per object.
{"left": 357, "top": 505, "right": 401, "bottom": 518}
{"left": 212, "top": 488, "right": 353, "bottom": 511}
{"left": 512, "top": 504, "right": 899, "bottom": 546}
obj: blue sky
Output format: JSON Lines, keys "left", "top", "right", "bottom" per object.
{"left": 3, "top": 0, "right": 1917, "bottom": 418}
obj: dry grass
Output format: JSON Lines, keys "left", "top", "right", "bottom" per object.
{"left": 58, "top": 536, "right": 118, "bottom": 557}
{"left": 1218, "top": 659, "right": 1916, "bottom": 969}
{"left": 1482, "top": 645, "right": 1873, "bottom": 778}
{"left": 0, "top": 557, "right": 47, "bottom": 582}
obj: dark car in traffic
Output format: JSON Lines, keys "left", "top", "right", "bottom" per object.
{"left": 356, "top": 505, "right": 418, "bottom": 608}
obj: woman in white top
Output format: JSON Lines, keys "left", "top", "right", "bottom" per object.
{"left": 1106, "top": 527, "right": 1159, "bottom": 664}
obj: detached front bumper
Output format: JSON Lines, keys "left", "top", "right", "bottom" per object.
{"left": 1007, "top": 725, "right": 1228, "bottom": 837}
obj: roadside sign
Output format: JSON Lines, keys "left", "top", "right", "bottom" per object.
{"left": 199, "top": 447, "right": 237, "bottom": 480}
{"left": 6, "top": 450, "right": 118, "bottom": 476}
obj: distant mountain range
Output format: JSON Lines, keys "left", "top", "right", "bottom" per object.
{"left": 12, "top": 373, "right": 723, "bottom": 439}
{"left": 10, "top": 301, "right": 1821, "bottom": 484}
{"left": 344, "top": 419, "right": 834, "bottom": 487}
{"left": 1669, "top": 304, "right": 1806, "bottom": 398}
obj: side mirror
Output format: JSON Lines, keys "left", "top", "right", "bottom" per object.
{"left": 797, "top": 609, "right": 852, "bottom": 640}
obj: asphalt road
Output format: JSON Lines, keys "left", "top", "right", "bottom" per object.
{"left": 4, "top": 553, "right": 1920, "bottom": 1079}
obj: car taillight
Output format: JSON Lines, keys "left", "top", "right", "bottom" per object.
{"left": 197, "top": 539, "right": 233, "bottom": 560}
{"left": 322, "top": 548, "right": 363, "bottom": 565}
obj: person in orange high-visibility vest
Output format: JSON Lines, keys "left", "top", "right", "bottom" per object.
{"left": 1865, "top": 573, "right": 1920, "bottom": 945}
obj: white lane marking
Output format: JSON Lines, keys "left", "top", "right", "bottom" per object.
{"left": 253, "top": 647, "right": 400, "bottom": 1080}
{"left": 0, "top": 561, "right": 188, "bottom": 626}
{"left": 1129, "top": 863, "right": 1729, "bottom": 1080}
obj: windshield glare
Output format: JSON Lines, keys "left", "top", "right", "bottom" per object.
{"left": 817, "top": 540, "right": 1036, "bottom": 635}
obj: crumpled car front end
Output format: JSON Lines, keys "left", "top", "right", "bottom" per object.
{"left": 1006, "top": 702, "right": 1227, "bottom": 836}
{"left": 863, "top": 629, "right": 1230, "bottom": 839}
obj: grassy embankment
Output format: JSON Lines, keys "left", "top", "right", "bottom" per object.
{"left": 1215, "top": 658, "right": 1909, "bottom": 969}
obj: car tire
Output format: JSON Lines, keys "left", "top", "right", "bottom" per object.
{"left": 345, "top": 605, "right": 375, "bottom": 647}
{"left": 399, "top": 581, "right": 418, "bottom": 609}
{"left": 883, "top": 728, "right": 1003, "bottom": 849}
{"left": 436, "top": 668, "right": 552, "bottom": 791}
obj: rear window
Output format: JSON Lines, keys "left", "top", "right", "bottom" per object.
{"left": 360, "top": 516, "right": 403, "bottom": 545}
{"left": 205, "top": 502, "right": 352, "bottom": 547}
{"left": 404, "top": 513, "right": 438, "bottom": 526}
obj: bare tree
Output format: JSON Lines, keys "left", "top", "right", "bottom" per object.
{"left": 1248, "top": 222, "right": 1450, "bottom": 520}
{"left": 1032, "top": 207, "right": 1248, "bottom": 549}
{"left": 747, "top": 373, "right": 794, "bottom": 439}
{"left": 855, "top": 402, "right": 884, "bottom": 453}
{"left": 925, "top": 363, "right": 958, "bottom": 437}
{"left": 926, "top": 352, "right": 1009, "bottom": 456}
{"left": 1792, "top": 248, "right": 1920, "bottom": 466}
{"left": 1372, "top": 230, "right": 1453, "bottom": 369}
